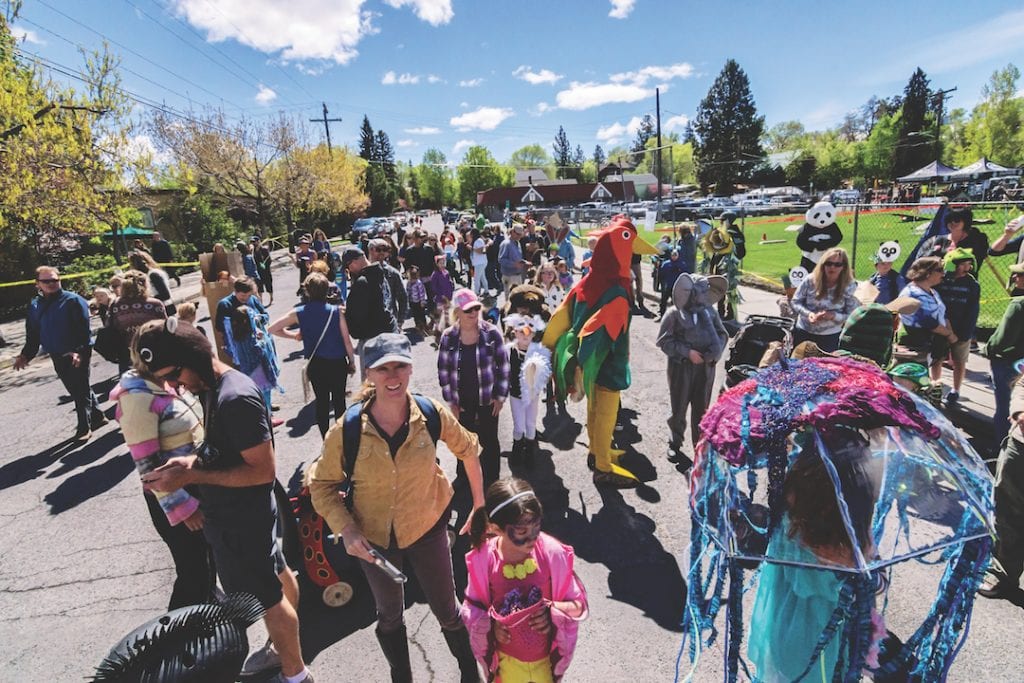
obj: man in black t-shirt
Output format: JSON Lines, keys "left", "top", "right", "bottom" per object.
{"left": 138, "top": 320, "right": 313, "bottom": 682}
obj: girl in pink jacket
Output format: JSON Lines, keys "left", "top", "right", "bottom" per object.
{"left": 462, "top": 478, "right": 588, "bottom": 682}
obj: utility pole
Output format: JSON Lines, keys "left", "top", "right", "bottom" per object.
{"left": 310, "top": 102, "right": 343, "bottom": 157}
{"left": 655, "top": 88, "right": 663, "bottom": 205}
{"left": 933, "top": 87, "right": 956, "bottom": 158}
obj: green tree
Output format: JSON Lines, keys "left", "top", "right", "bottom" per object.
{"left": 0, "top": 15, "right": 135, "bottom": 274}
{"left": 552, "top": 126, "right": 572, "bottom": 179}
{"left": 509, "top": 144, "right": 552, "bottom": 169}
{"left": 956, "top": 64, "right": 1024, "bottom": 166}
{"left": 375, "top": 129, "right": 396, "bottom": 183}
{"left": 457, "top": 145, "right": 507, "bottom": 206}
{"left": 406, "top": 162, "right": 421, "bottom": 208}
{"left": 178, "top": 194, "right": 242, "bottom": 253}
{"left": 692, "top": 59, "right": 765, "bottom": 194}
{"left": 417, "top": 148, "right": 453, "bottom": 209}
{"left": 358, "top": 116, "right": 375, "bottom": 161}
{"left": 632, "top": 114, "right": 655, "bottom": 155}
{"left": 571, "top": 145, "right": 586, "bottom": 181}
{"left": 763, "top": 120, "right": 807, "bottom": 152}
{"left": 860, "top": 112, "right": 900, "bottom": 181}
{"left": 593, "top": 144, "right": 606, "bottom": 168}
{"left": 893, "top": 68, "right": 934, "bottom": 176}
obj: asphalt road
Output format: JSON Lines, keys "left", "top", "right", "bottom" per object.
{"left": 0, "top": 215, "right": 1020, "bottom": 681}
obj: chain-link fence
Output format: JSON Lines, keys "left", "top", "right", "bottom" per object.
{"left": 737, "top": 201, "right": 1024, "bottom": 331}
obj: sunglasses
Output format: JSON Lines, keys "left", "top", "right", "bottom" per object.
{"left": 37, "top": 278, "right": 60, "bottom": 284}
{"left": 823, "top": 261, "right": 845, "bottom": 268}
{"left": 155, "top": 366, "right": 184, "bottom": 382}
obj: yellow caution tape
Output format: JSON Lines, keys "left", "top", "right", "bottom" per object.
{"left": 0, "top": 261, "right": 200, "bottom": 289}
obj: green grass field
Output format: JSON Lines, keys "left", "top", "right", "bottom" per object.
{"left": 595, "top": 205, "right": 1023, "bottom": 329}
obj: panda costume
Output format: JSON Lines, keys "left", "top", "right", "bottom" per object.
{"left": 796, "top": 201, "right": 843, "bottom": 271}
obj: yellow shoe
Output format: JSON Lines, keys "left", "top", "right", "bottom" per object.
{"left": 593, "top": 463, "right": 639, "bottom": 488}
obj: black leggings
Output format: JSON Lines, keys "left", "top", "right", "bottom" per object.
{"left": 309, "top": 355, "right": 350, "bottom": 437}
{"left": 143, "top": 490, "right": 216, "bottom": 610}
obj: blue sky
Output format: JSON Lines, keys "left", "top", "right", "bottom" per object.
{"left": 8, "top": 0, "right": 1024, "bottom": 165}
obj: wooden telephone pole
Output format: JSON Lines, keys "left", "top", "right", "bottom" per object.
{"left": 310, "top": 102, "right": 343, "bottom": 157}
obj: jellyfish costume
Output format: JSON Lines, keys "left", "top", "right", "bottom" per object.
{"left": 680, "top": 356, "right": 994, "bottom": 683}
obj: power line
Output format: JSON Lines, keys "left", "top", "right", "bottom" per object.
{"left": 197, "top": 0, "right": 317, "bottom": 101}
{"left": 15, "top": 47, "right": 296, "bottom": 157}
{"left": 16, "top": 16, "right": 242, "bottom": 110}
{"left": 23, "top": 4, "right": 249, "bottom": 112}
{"left": 120, "top": 0, "right": 266, "bottom": 91}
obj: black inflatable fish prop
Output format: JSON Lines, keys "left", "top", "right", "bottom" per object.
{"left": 91, "top": 593, "right": 265, "bottom": 682}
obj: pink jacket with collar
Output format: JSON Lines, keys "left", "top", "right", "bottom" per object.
{"left": 461, "top": 532, "right": 588, "bottom": 681}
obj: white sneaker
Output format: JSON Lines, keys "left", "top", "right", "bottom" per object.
{"left": 240, "top": 639, "right": 281, "bottom": 677}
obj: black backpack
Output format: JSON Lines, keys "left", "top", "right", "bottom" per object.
{"left": 339, "top": 394, "right": 441, "bottom": 510}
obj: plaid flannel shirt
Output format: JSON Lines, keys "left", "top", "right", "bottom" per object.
{"left": 437, "top": 321, "right": 509, "bottom": 407}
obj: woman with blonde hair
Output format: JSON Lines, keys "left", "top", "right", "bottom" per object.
{"left": 533, "top": 261, "right": 565, "bottom": 312}
{"left": 790, "top": 247, "right": 858, "bottom": 352}
{"left": 128, "top": 250, "right": 176, "bottom": 315}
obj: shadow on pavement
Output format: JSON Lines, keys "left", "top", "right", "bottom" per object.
{"left": 45, "top": 446, "right": 134, "bottom": 514}
{"left": 46, "top": 428, "right": 124, "bottom": 479}
{"left": 540, "top": 405, "right": 581, "bottom": 452}
{"left": 551, "top": 487, "right": 687, "bottom": 632}
{"left": 0, "top": 438, "right": 82, "bottom": 492}
{"left": 286, "top": 402, "right": 318, "bottom": 439}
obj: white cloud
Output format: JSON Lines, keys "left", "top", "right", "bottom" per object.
{"left": 450, "top": 106, "right": 514, "bottom": 131}
{"left": 428, "top": 74, "right": 444, "bottom": 83}
{"left": 396, "top": 139, "right": 417, "bottom": 148}
{"left": 254, "top": 84, "right": 277, "bottom": 105}
{"left": 405, "top": 126, "right": 441, "bottom": 135}
{"left": 382, "top": 70, "right": 420, "bottom": 85}
{"left": 513, "top": 65, "right": 563, "bottom": 85}
{"left": 596, "top": 116, "right": 643, "bottom": 146}
{"left": 453, "top": 139, "right": 475, "bottom": 155}
{"left": 529, "top": 102, "right": 552, "bottom": 116}
{"left": 608, "top": 0, "right": 636, "bottom": 19}
{"left": 171, "top": 0, "right": 450, "bottom": 66}
{"left": 611, "top": 62, "right": 694, "bottom": 86}
{"left": 381, "top": 0, "right": 453, "bottom": 26}
{"left": 10, "top": 25, "right": 45, "bottom": 45}
{"left": 460, "top": 101, "right": 469, "bottom": 108}
{"left": 126, "top": 134, "right": 173, "bottom": 167}
{"left": 556, "top": 82, "right": 653, "bottom": 110}
{"left": 664, "top": 114, "right": 689, "bottom": 132}
{"left": 459, "top": 78, "right": 484, "bottom": 87}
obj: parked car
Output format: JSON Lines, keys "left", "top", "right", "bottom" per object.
{"left": 351, "top": 217, "right": 378, "bottom": 237}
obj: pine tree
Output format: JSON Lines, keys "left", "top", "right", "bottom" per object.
{"left": 893, "top": 68, "right": 933, "bottom": 176}
{"left": 683, "top": 121, "right": 696, "bottom": 145}
{"left": 692, "top": 59, "right": 765, "bottom": 194}
{"left": 571, "top": 145, "right": 586, "bottom": 181}
{"left": 375, "top": 130, "right": 396, "bottom": 183}
{"left": 358, "top": 116, "right": 375, "bottom": 161}
{"left": 632, "top": 114, "right": 655, "bottom": 154}
{"left": 593, "top": 145, "right": 606, "bottom": 169}
{"left": 552, "top": 126, "right": 572, "bottom": 179}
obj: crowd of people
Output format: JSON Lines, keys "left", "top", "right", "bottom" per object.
{"left": 10, "top": 204, "right": 1024, "bottom": 681}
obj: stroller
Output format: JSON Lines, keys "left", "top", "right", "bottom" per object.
{"left": 722, "top": 315, "right": 794, "bottom": 388}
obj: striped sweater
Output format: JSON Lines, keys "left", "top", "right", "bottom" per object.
{"left": 110, "top": 371, "right": 205, "bottom": 526}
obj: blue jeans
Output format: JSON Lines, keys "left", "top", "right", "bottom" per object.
{"left": 990, "top": 357, "right": 1018, "bottom": 446}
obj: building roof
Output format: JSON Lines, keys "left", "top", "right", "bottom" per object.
{"left": 477, "top": 180, "right": 635, "bottom": 207}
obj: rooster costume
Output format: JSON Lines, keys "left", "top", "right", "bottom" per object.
{"left": 542, "top": 216, "right": 657, "bottom": 487}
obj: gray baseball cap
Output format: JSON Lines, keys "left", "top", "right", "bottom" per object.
{"left": 363, "top": 333, "right": 413, "bottom": 369}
